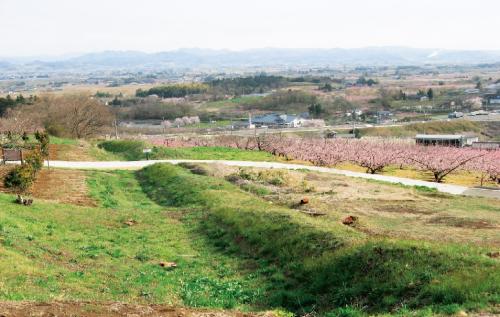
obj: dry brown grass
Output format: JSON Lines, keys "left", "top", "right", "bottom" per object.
{"left": 2, "top": 83, "right": 158, "bottom": 98}
{"left": 0, "top": 301, "right": 259, "bottom": 317}
{"left": 0, "top": 166, "right": 96, "bottom": 206}
{"left": 202, "top": 164, "right": 500, "bottom": 248}
{"left": 49, "top": 142, "right": 94, "bottom": 161}
{"left": 30, "top": 169, "right": 96, "bottom": 206}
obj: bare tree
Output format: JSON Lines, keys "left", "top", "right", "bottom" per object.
{"left": 35, "top": 94, "right": 114, "bottom": 138}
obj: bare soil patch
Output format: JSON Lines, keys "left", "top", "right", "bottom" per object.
{"left": 50, "top": 142, "right": 94, "bottom": 161}
{"left": 374, "top": 203, "right": 435, "bottom": 215}
{"left": 427, "top": 216, "right": 499, "bottom": 229}
{"left": 30, "top": 169, "right": 96, "bottom": 206}
{"left": 0, "top": 167, "right": 95, "bottom": 206}
{"left": 0, "top": 301, "right": 262, "bottom": 317}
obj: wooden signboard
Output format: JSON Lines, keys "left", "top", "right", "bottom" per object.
{"left": 1, "top": 148, "right": 23, "bottom": 163}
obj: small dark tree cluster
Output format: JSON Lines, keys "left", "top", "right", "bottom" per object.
{"left": 4, "top": 149, "right": 43, "bottom": 193}
{"left": 356, "top": 76, "right": 378, "bottom": 86}
{"left": 4, "top": 131, "right": 50, "bottom": 194}
{"left": 0, "top": 94, "right": 37, "bottom": 117}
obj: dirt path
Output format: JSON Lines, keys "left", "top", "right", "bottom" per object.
{"left": 2, "top": 159, "right": 499, "bottom": 198}
{"left": 0, "top": 301, "right": 263, "bottom": 317}
{"left": 0, "top": 166, "right": 95, "bottom": 206}
{"left": 39, "top": 160, "right": 500, "bottom": 198}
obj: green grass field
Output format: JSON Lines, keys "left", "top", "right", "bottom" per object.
{"left": 202, "top": 96, "right": 263, "bottom": 112}
{"left": 359, "top": 120, "right": 483, "bottom": 138}
{"left": 98, "top": 140, "right": 278, "bottom": 162}
{"left": 0, "top": 163, "right": 498, "bottom": 316}
{"left": 137, "top": 164, "right": 500, "bottom": 316}
{"left": 0, "top": 170, "right": 265, "bottom": 309}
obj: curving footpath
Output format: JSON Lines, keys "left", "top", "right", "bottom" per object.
{"left": 18, "top": 159, "right": 496, "bottom": 199}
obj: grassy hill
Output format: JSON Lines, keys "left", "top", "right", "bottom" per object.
{"left": 0, "top": 170, "right": 265, "bottom": 309}
{"left": 359, "top": 120, "right": 490, "bottom": 138}
{"left": 138, "top": 164, "right": 500, "bottom": 316}
{"left": 1, "top": 163, "right": 498, "bottom": 316}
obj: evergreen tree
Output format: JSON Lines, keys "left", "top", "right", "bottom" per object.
{"left": 427, "top": 88, "right": 434, "bottom": 100}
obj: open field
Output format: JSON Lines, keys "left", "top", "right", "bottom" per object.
{"left": 137, "top": 163, "right": 500, "bottom": 315}
{"left": 199, "top": 164, "right": 500, "bottom": 247}
{"left": 359, "top": 121, "right": 500, "bottom": 139}
{"left": 42, "top": 138, "right": 500, "bottom": 188}
{"left": 0, "top": 170, "right": 267, "bottom": 310}
{"left": 1, "top": 83, "right": 159, "bottom": 98}
{"left": 98, "top": 140, "right": 281, "bottom": 162}
{"left": 0, "top": 161, "right": 499, "bottom": 316}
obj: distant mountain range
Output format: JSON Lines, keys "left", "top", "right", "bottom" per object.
{"left": 2, "top": 47, "right": 500, "bottom": 72}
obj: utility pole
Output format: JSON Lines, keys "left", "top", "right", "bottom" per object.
{"left": 114, "top": 119, "right": 119, "bottom": 139}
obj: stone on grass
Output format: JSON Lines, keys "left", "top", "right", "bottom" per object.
{"left": 342, "top": 215, "right": 358, "bottom": 226}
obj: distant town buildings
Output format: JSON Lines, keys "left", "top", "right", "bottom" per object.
{"left": 251, "top": 113, "right": 304, "bottom": 128}
{"left": 471, "top": 141, "right": 500, "bottom": 150}
{"left": 448, "top": 111, "right": 464, "bottom": 119}
{"left": 415, "top": 134, "right": 479, "bottom": 147}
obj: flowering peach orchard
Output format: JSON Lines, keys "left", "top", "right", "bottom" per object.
{"left": 149, "top": 135, "right": 500, "bottom": 184}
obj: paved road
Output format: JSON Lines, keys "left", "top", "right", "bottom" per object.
{"left": 16, "top": 159, "right": 495, "bottom": 199}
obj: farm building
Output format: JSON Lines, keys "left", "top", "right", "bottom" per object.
{"left": 471, "top": 141, "right": 500, "bottom": 150}
{"left": 490, "top": 97, "right": 500, "bottom": 105}
{"left": 448, "top": 111, "right": 464, "bottom": 119}
{"left": 251, "top": 113, "right": 304, "bottom": 128}
{"left": 415, "top": 134, "right": 479, "bottom": 147}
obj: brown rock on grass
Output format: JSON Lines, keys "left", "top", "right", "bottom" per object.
{"left": 159, "top": 261, "right": 177, "bottom": 268}
{"left": 342, "top": 215, "right": 358, "bottom": 226}
{"left": 124, "top": 219, "right": 138, "bottom": 226}
{"left": 486, "top": 251, "right": 499, "bottom": 258}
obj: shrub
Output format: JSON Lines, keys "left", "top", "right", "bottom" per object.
{"left": 3, "top": 149, "right": 44, "bottom": 193}
{"left": 98, "top": 140, "right": 145, "bottom": 161}
{"left": 24, "top": 149, "right": 44, "bottom": 172}
{"left": 178, "top": 162, "right": 208, "bottom": 175}
{"left": 326, "top": 307, "right": 364, "bottom": 317}
{"left": 4, "top": 165, "right": 35, "bottom": 192}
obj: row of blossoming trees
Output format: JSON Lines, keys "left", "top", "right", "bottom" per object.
{"left": 148, "top": 135, "right": 500, "bottom": 184}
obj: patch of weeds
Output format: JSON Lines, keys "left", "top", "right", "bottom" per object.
{"left": 238, "top": 168, "right": 257, "bottom": 181}
{"left": 79, "top": 244, "right": 105, "bottom": 259}
{"left": 258, "top": 169, "right": 287, "bottom": 186}
{"left": 178, "top": 162, "right": 209, "bottom": 176}
{"left": 435, "top": 304, "right": 462, "bottom": 315}
{"left": 134, "top": 251, "right": 151, "bottom": 262}
{"left": 427, "top": 216, "right": 496, "bottom": 229}
{"left": 107, "top": 249, "right": 124, "bottom": 258}
{"left": 240, "top": 183, "right": 270, "bottom": 196}
{"left": 272, "top": 309, "right": 295, "bottom": 317}
{"left": 300, "top": 180, "right": 316, "bottom": 193}
{"left": 326, "top": 307, "right": 365, "bottom": 317}
{"left": 414, "top": 185, "right": 437, "bottom": 193}
{"left": 180, "top": 276, "right": 256, "bottom": 309}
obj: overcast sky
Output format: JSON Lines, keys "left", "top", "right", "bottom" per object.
{"left": 1, "top": 0, "right": 499, "bottom": 57}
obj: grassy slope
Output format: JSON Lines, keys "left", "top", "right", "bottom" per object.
{"left": 138, "top": 164, "right": 500, "bottom": 316}
{"left": 0, "top": 170, "right": 265, "bottom": 309}
{"left": 359, "top": 120, "right": 483, "bottom": 138}
{"left": 98, "top": 140, "right": 278, "bottom": 162}
{"left": 202, "top": 96, "right": 263, "bottom": 113}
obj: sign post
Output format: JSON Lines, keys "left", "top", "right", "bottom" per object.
{"left": 143, "top": 148, "right": 152, "bottom": 160}
{"left": 1, "top": 148, "right": 23, "bottom": 164}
